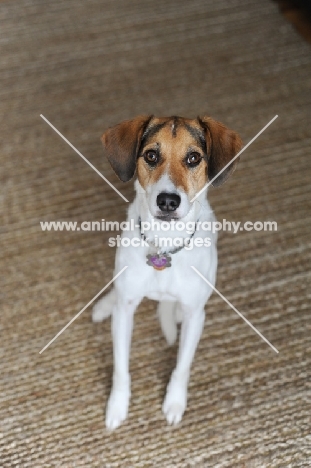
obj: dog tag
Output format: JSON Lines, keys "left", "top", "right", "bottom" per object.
{"left": 146, "top": 253, "right": 171, "bottom": 270}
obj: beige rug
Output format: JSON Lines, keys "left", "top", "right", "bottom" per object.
{"left": 1, "top": 0, "right": 311, "bottom": 466}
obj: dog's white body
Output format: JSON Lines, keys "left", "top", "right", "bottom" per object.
{"left": 93, "top": 180, "right": 217, "bottom": 430}
{"left": 92, "top": 115, "right": 241, "bottom": 430}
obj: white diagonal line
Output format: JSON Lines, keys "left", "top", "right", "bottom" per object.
{"left": 191, "top": 115, "right": 278, "bottom": 202}
{"left": 40, "top": 114, "right": 129, "bottom": 203}
{"left": 39, "top": 266, "right": 128, "bottom": 354}
{"left": 191, "top": 266, "right": 279, "bottom": 354}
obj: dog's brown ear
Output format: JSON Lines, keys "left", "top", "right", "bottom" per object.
{"left": 101, "top": 115, "right": 153, "bottom": 182}
{"left": 198, "top": 116, "right": 242, "bottom": 187}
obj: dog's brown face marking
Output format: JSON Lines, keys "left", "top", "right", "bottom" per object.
{"left": 102, "top": 114, "right": 242, "bottom": 203}
{"left": 137, "top": 117, "right": 208, "bottom": 199}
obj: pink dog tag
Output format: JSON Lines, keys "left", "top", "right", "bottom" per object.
{"left": 146, "top": 254, "right": 172, "bottom": 270}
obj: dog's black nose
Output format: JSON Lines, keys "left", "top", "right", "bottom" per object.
{"left": 157, "top": 192, "right": 181, "bottom": 212}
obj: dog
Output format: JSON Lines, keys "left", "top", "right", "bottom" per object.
{"left": 92, "top": 115, "right": 242, "bottom": 430}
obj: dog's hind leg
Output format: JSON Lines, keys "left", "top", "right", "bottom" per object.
{"left": 157, "top": 301, "right": 179, "bottom": 346}
{"left": 92, "top": 288, "right": 116, "bottom": 322}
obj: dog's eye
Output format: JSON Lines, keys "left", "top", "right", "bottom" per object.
{"left": 144, "top": 150, "right": 158, "bottom": 166}
{"left": 186, "top": 152, "right": 202, "bottom": 167}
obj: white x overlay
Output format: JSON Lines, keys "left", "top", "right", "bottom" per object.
{"left": 39, "top": 266, "right": 128, "bottom": 354}
{"left": 39, "top": 113, "right": 279, "bottom": 355}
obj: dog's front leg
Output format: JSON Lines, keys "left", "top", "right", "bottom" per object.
{"left": 162, "top": 306, "right": 205, "bottom": 425}
{"left": 106, "top": 296, "right": 141, "bottom": 430}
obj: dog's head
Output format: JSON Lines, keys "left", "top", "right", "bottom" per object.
{"left": 102, "top": 115, "right": 242, "bottom": 220}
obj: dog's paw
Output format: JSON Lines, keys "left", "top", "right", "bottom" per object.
{"left": 105, "top": 386, "right": 130, "bottom": 430}
{"left": 162, "top": 376, "right": 187, "bottom": 425}
{"left": 92, "top": 301, "right": 109, "bottom": 322}
{"left": 92, "top": 289, "right": 116, "bottom": 322}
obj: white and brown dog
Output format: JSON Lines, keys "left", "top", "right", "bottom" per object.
{"left": 92, "top": 115, "right": 242, "bottom": 430}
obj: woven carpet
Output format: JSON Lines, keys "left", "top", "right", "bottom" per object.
{"left": 1, "top": 0, "right": 311, "bottom": 466}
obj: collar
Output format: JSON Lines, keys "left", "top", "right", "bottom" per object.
{"left": 138, "top": 216, "right": 198, "bottom": 256}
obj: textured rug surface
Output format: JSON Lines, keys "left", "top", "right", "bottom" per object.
{"left": 1, "top": 1, "right": 311, "bottom": 467}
